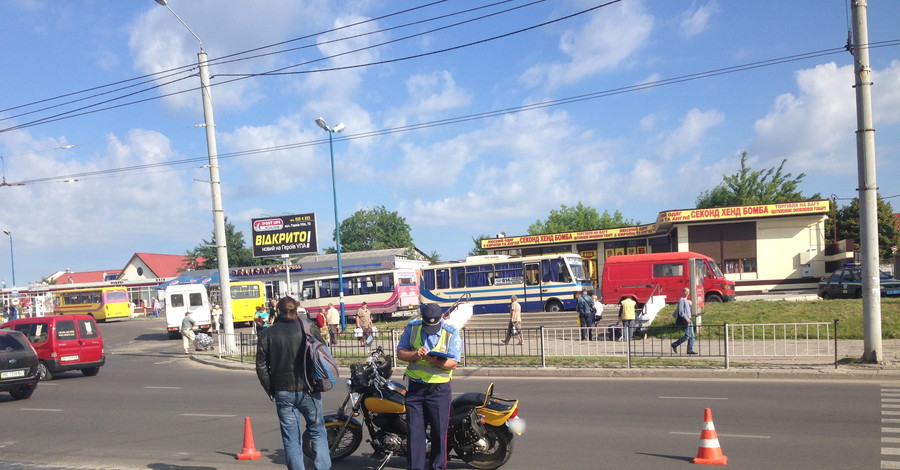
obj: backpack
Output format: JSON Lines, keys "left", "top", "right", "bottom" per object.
{"left": 297, "top": 318, "right": 339, "bottom": 393}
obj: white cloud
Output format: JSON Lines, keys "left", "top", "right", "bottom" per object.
{"left": 751, "top": 62, "right": 855, "bottom": 174}
{"left": 402, "top": 71, "right": 472, "bottom": 119}
{"left": 128, "top": 0, "right": 330, "bottom": 112}
{"left": 519, "top": 1, "right": 654, "bottom": 90}
{"left": 679, "top": 1, "right": 719, "bottom": 38}
{"left": 659, "top": 108, "right": 725, "bottom": 160}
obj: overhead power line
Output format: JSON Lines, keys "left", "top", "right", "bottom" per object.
{"left": 12, "top": 40, "right": 897, "bottom": 187}
{"left": 0, "top": 0, "right": 543, "bottom": 129}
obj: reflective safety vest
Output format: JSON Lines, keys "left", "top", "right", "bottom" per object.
{"left": 406, "top": 324, "right": 455, "bottom": 383}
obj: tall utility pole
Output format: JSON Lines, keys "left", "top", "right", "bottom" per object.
{"left": 851, "top": 0, "right": 882, "bottom": 363}
{"left": 155, "top": 0, "right": 235, "bottom": 347}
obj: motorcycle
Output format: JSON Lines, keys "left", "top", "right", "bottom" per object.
{"left": 303, "top": 347, "right": 525, "bottom": 469}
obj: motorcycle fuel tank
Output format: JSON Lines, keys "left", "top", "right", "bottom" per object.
{"left": 364, "top": 382, "right": 407, "bottom": 414}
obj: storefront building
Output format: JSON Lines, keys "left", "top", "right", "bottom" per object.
{"left": 482, "top": 200, "right": 832, "bottom": 295}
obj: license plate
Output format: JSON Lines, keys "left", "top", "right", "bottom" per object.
{"left": 60, "top": 355, "right": 80, "bottom": 362}
{"left": 1, "top": 369, "right": 26, "bottom": 379}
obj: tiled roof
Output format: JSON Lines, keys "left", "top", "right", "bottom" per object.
{"left": 133, "top": 253, "right": 199, "bottom": 278}
{"left": 51, "top": 269, "right": 121, "bottom": 284}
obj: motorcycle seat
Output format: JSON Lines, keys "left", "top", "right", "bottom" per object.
{"left": 452, "top": 392, "right": 486, "bottom": 408}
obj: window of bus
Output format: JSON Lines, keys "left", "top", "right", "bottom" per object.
{"left": 302, "top": 281, "right": 317, "bottom": 300}
{"left": 377, "top": 273, "right": 393, "bottom": 293}
{"left": 493, "top": 262, "right": 523, "bottom": 285}
{"left": 466, "top": 264, "right": 493, "bottom": 287}
{"left": 436, "top": 269, "right": 450, "bottom": 289}
{"left": 451, "top": 267, "right": 466, "bottom": 288}
{"left": 104, "top": 290, "right": 128, "bottom": 302}
{"left": 541, "top": 259, "right": 571, "bottom": 283}
{"left": 232, "top": 284, "right": 260, "bottom": 300}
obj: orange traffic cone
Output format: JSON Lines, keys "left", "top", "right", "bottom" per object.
{"left": 693, "top": 408, "right": 727, "bottom": 465}
{"left": 236, "top": 416, "right": 262, "bottom": 460}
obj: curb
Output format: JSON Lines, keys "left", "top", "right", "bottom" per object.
{"left": 190, "top": 354, "right": 900, "bottom": 381}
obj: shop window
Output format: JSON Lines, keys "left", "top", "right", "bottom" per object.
{"left": 724, "top": 258, "right": 757, "bottom": 274}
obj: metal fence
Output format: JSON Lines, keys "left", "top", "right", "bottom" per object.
{"left": 211, "top": 321, "right": 839, "bottom": 369}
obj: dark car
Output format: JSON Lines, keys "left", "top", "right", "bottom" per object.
{"left": 818, "top": 265, "right": 900, "bottom": 299}
{"left": 0, "top": 329, "right": 40, "bottom": 400}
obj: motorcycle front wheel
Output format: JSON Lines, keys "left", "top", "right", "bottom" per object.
{"left": 302, "top": 420, "right": 363, "bottom": 462}
{"left": 460, "top": 424, "right": 514, "bottom": 469}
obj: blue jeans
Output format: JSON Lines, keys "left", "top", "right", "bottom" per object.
{"left": 621, "top": 319, "right": 634, "bottom": 341}
{"left": 275, "top": 390, "right": 331, "bottom": 470}
{"left": 672, "top": 324, "right": 695, "bottom": 353}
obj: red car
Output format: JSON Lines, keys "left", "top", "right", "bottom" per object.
{"left": 2, "top": 314, "right": 105, "bottom": 380}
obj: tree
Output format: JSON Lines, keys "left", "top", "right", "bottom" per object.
{"left": 527, "top": 202, "right": 636, "bottom": 235}
{"left": 335, "top": 206, "right": 413, "bottom": 252}
{"left": 835, "top": 196, "right": 898, "bottom": 262}
{"left": 696, "top": 152, "right": 818, "bottom": 208}
{"left": 469, "top": 234, "right": 490, "bottom": 256}
{"left": 185, "top": 217, "right": 264, "bottom": 270}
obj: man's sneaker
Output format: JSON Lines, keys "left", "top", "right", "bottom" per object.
{"left": 687, "top": 351, "right": 698, "bottom": 355}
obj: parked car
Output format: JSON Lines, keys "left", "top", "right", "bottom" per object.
{"left": 817, "top": 265, "right": 900, "bottom": 299}
{"left": 1, "top": 314, "right": 105, "bottom": 380}
{"left": 0, "top": 329, "right": 40, "bottom": 400}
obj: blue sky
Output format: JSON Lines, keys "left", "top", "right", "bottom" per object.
{"left": 2, "top": 0, "right": 899, "bottom": 286}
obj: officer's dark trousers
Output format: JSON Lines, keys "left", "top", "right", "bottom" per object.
{"left": 405, "top": 380, "right": 452, "bottom": 470}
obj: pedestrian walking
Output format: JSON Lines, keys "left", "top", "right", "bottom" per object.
{"left": 255, "top": 296, "right": 331, "bottom": 470}
{"left": 576, "top": 289, "right": 595, "bottom": 340}
{"left": 502, "top": 295, "right": 523, "bottom": 345}
{"left": 326, "top": 303, "right": 341, "bottom": 347}
{"left": 180, "top": 311, "right": 198, "bottom": 354}
{"left": 355, "top": 302, "right": 374, "bottom": 347}
{"left": 152, "top": 297, "right": 160, "bottom": 318}
{"left": 210, "top": 303, "right": 222, "bottom": 332}
{"left": 671, "top": 287, "right": 697, "bottom": 354}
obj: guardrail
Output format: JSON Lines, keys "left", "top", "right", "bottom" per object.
{"left": 211, "top": 320, "right": 839, "bottom": 369}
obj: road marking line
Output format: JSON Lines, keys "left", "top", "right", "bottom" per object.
{"left": 669, "top": 431, "right": 769, "bottom": 439}
{"left": 658, "top": 396, "right": 728, "bottom": 400}
{"left": 884, "top": 437, "right": 900, "bottom": 443}
{"left": 882, "top": 462, "right": 900, "bottom": 469}
{"left": 884, "top": 399, "right": 900, "bottom": 402}
{"left": 144, "top": 386, "right": 181, "bottom": 389}
{"left": 884, "top": 412, "right": 900, "bottom": 416}
{"left": 20, "top": 408, "right": 63, "bottom": 412}
{"left": 885, "top": 405, "right": 900, "bottom": 409}
{"left": 181, "top": 413, "right": 236, "bottom": 418}
{"left": 884, "top": 419, "right": 900, "bottom": 424}
{"left": 883, "top": 428, "right": 900, "bottom": 433}
{"left": 884, "top": 448, "right": 900, "bottom": 456}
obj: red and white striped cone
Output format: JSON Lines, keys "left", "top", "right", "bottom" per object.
{"left": 693, "top": 408, "right": 728, "bottom": 465}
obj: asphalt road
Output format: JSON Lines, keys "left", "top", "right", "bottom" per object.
{"left": 0, "top": 317, "right": 896, "bottom": 469}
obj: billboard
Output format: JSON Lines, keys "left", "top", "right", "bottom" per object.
{"left": 251, "top": 213, "right": 318, "bottom": 257}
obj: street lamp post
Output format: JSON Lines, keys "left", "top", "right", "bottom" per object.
{"left": 2, "top": 230, "right": 14, "bottom": 287}
{"left": 155, "top": 0, "right": 235, "bottom": 343}
{"left": 315, "top": 117, "right": 346, "bottom": 330}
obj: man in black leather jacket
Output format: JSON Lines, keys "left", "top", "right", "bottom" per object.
{"left": 256, "top": 297, "right": 331, "bottom": 470}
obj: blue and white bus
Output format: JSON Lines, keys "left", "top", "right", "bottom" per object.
{"left": 419, "top": 254, "right": 592, "bottom": 314}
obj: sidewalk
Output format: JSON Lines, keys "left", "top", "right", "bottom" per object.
{"left": 190, "top": 337, "right": 900, "bottom": 381}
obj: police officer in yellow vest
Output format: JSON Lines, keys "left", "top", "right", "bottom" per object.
{"left": 397, "top": 303, "right": 462, "bottom": 470}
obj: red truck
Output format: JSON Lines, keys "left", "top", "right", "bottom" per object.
{"left": 601, "top": 252, "right": 735, "bottom": 307}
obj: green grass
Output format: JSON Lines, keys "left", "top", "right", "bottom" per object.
{"left": 680, "top": 297, "right": 900, "bottom": 339}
